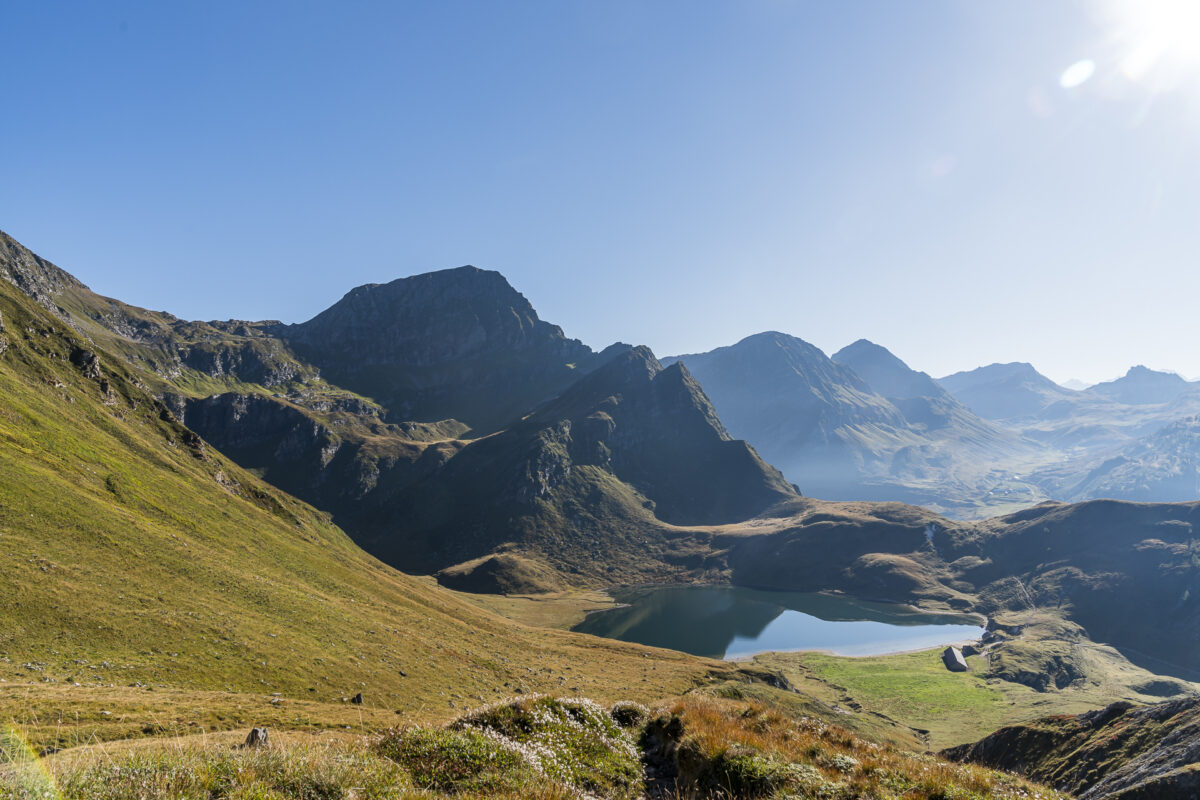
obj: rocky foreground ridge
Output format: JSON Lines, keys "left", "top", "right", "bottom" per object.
{"left": 945, "top": 696, "right": 1200, "bottom": 799}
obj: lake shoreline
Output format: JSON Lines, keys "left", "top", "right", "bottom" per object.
{"left": 573, "top": 584, "right": 985, "bottom": 660}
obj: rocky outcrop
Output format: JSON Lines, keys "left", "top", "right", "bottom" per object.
{"left": 281, "top": 266, "right": 625, "bottom": 432}
{"left": 243, "top": 727, "right": 270, "bottom": 748}
{"left": 0, "top": 230, "right": 85, "bottom": 316}
{"left": 944, "top": 697, "right": 1200, "bottom": 799}
{"left": 176, "top": 338, "right": 311, "bottom": 387}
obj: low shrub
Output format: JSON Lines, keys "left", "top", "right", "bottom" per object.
{"left": 375, "top": 726, "right": 534, "bottom": 794}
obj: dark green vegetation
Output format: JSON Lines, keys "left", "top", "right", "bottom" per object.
{"left": 945, "top": 696, "right": 1200, "bottom": 799}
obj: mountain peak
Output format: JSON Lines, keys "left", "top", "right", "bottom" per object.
{"left": 1088, "top": 364, "right": 1192, "bottom": 406}
{"left": 937, "top": 362, "right": 1071, "bottom": 420}
{"left": 832, "top": 339, "right": 944, "bottom": 400}
{"left": 0, "top": 229, "right": 86, "bottom": 315}
{"left": 283, "top": 265, "right": 597, "bottom": 432}
{"left": 1125, "top": 364, "right": 1183, "bottom": 380}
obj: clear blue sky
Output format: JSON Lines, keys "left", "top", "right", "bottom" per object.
{"left": 4, "top": 1, "right": 1200, "bottom": 384}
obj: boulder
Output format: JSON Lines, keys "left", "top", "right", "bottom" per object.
{"left": 350, "top": 692, "right": 364, "bottom": 705}
{"left": 243, "top": 727, "right": 269, "bottom": 748}
{"left": 70, "top": 347, "right": 103, "bottom": 380}
{"left": 942, "top": 646, "right": 969, "bottom": 672}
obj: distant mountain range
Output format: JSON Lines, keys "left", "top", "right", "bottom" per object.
{"left": 661, "top": 331, "right": 1200, "bottom": 515}
{"left": 663, "top": 333, "right": 1038, "bottom": 513}
{"left": 9, "top": 223, "right": 1200, "bottom": 525}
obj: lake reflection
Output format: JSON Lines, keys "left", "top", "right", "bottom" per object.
{"left": 572, "top": 586, "right": 983, "bottom": 659}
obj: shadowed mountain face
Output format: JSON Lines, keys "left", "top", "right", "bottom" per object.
{"left": 359, "top": 346, "right": 798, "bottom": 578}
{"left": 1087, "top": 365, "right": 1195, "bottom": 406}
{"left": 281, "top": 267, "right": 622, "bottom": 433}
{"left": 664, "top": 332, "right": 907, "bottom": 497}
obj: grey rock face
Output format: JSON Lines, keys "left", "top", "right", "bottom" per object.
{"left": 937, "top": 362, "right": 1077, "bottom": 420}
{"left": 243, "top": 727, "right": 269, "bottom": 748}
{"left": 70, "top": 348, "right": 103, "bottom": 380}
{"left": 281, "top": 266, "right": 614, "bottom": 432}
{"left": 945, "top": 697, "right": 1200, "bottom": 800}
{"left": 177, "top": 339, "right": 306, "bottom": 387}
{"left": 1089, "top": 365, "right": 1194, "bottom": 406}
{"left": 0, "top": 230, "right": 85, "bottom": 316}
{"left": 666, "top": 332, "right": 1031, "bottom": 507}
{"left": 833, "top": 339, "right": 947, "bottom": 401}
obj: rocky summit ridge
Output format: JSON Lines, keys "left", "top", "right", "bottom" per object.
{"left": 280, "top": 265, "right": 622, "bottom": 433}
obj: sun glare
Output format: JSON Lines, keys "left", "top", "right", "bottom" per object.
{"left": 1060, "top": 59, "right": 1096, "bottom": 88}
{"left": 1104, "top": 0, "right": 1200, "bottom": 88}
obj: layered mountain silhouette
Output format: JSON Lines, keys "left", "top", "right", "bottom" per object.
{"left": 11, "top": 226, "right": 1200, "bottom": 797}
{"left": 833, "top": 338, "right": 946, "bottom": 400}
{"left": 665, "top": 333, "right": 1037, "bottom": 512}
{"left": 937, "top": 362, "right": 1081, "bottom": 421}
{"left": 1088, "top": 365, "right": 1196, "bottom": 406}
{"left": 360, "top": 346, "right": 796, "bottom": 580}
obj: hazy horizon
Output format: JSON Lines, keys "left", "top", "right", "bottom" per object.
{"left": 5, "top": 1, "right": 1200, "bottom": 385}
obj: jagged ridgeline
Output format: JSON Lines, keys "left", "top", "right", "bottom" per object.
{"left": 0, "top": 230, "right": 797, "bottom": 592}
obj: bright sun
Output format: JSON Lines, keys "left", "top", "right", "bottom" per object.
{"left": 1105, "top": 0, "right": 1200, "bottom": 87}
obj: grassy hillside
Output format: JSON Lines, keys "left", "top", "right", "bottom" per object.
{"left": 4, "top": 695, "right": 1067, "bottom": 800}
{"left": 0, "top": 270, "right": 750, "bottom": 745}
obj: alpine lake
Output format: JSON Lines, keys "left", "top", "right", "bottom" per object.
{"left": 572, "top": 585, "right": 984, "bottom": 660}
